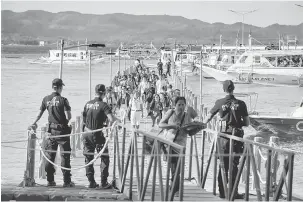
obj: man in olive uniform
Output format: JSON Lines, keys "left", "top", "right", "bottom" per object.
{"left": 31, "top": 78, "right": 74, "bottom": 187}
{"left": 82, "top": 84, "right": 120, "bottom": 188}
{"left": 203, "top": 80, "right": 250, "bottom": 199}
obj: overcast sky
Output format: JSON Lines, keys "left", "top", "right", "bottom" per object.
{"left": 2, "top": 1, "right": 303, "bottom": 27}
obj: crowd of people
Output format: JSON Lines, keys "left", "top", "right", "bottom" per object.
{"left": 105, "top": 58, "right": 184, "bottom": 129}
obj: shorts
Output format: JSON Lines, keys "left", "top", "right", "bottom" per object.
{"left": 131, "top": 110, "right": 141, "bottom": 126}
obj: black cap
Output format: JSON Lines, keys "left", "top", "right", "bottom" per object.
{"left": 223, "top": 80, "right": 235, "bottom": 92}
{"left": 95, "top": 84, "right": 106, "bottom": 94}
{"left": 52, "top": 78, "right": 65, "bottom": 87}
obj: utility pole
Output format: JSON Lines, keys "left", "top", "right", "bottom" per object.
{"left": 59, "top": 39, "right": 64, "bottom": 79}
{"left": 229, "top": 9, "right": 258, "bottom": 46}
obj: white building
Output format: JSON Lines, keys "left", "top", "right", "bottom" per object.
{"left": 39, "top": 41, "right": 45, "bottom": 46}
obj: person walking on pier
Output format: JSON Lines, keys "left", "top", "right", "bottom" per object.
{"left": 159, "top": 96, "right": 202, "bottom": 197}
{"left": 203, "top": 80, "right": 250, "bottom": 199}
{"left": 82, "top": 84, "right": 120, "bottom": 189}
{"left": 129, "top": 90, "right": 144, "bottom": 129}
{"left": 117, "top": 85, "right": 131, "bottom": 120}
{"left": 166, "top": 59, "right": 171, "bottom": 77}
{"left": 157, "top": 58, "right": 163, "bottom": 76}
{"left": 30, "top": 78, "right": 74, "bottom": 187}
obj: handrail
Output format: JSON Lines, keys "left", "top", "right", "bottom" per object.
{"left": 215, "top": 131, "right": 295, "bottom": 155}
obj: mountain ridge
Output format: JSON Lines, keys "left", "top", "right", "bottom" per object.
{"left": 2, "top": 10, "right": 303, "bottom": 46}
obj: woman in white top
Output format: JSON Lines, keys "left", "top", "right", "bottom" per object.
{"left": 156, "top": 74, "right": 167, "bottom": 94}
{"left": 139, "top": 76, "right": 150, "bottom": 103}
{"left": 129, "top": 91, "right": 143, "bottom": 129}
{"left": 159, "top": 96, "right": 203, "bottom": 196}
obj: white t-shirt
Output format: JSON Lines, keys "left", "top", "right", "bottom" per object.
{"left": 139, "top": 81, "right": 149, "bottom": 94}
{"left": 156, "top": 80, "right": 166, "bottom": 93}
{"left": 130, "top": 97, "right": 142, "bottom": 111}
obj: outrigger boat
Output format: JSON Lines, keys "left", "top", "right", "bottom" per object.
{"left": 115, "top": 42, "right": 159, "bottom": 60}
{"left": 30, "top": 49, "right": 107, "bottom": 65}
{"left": 233, "top": 93, "right": 303, "bottom": 136}
{"left": 201, "top": 50, "right": 303, "bottom": 86}
{"left": 249, "top": 99, "right": 303, "bottom": 136}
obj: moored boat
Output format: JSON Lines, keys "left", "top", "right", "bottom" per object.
{"left": 115, "top": 42, "right": 159, "bottom": 60}
{"left": 30, "top": 49, "right": 107, "bottom": 65}
{"left": 202, "top": 50, "right": 303, "bottom": 86}
{"left": 249, "top": 98, "right": 303, "bottom": 136}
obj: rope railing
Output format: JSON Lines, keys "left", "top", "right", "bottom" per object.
{"left": 39, "top": 121, "right": 118, "bottom": 171}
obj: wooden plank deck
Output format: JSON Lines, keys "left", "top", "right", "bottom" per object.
{"left": 1, "top": 183, "right": 128, "bottom": 201}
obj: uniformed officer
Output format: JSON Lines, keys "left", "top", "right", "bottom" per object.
{"left": 203, "top": 80, "right": 250, "bottom": 199}
{"left": 31, "top": 78, "right": 74, "bottom": 187}
{"left": 82, "top": 84, "right": 120, "bottom": 188}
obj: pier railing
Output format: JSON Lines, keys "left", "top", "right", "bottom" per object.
{"left": 113, "top": 123, "right": 186, "bottom": 201}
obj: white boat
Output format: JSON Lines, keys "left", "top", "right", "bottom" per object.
{"left": 201, "top": 50, "right": 303, "bottom": 86}
{"left": 30, "top": 50, "right": 107, "bottom": 65}
{"left": 250, "top": 97, "right": 303, "bottom": 136}
{"left": 115, "top": 42, "right": 159, "bottom": 60}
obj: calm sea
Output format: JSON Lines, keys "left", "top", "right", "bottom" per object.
{"left": 1, "top": 53, "right": 303, "bottom": 197}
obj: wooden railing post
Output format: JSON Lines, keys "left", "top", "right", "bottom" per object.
{"left": 39, "top": 126, "right": 47, "bottom": 179}
{"left": 269, "top": 136, "right": 279, "bottom": 195}
{"left": 212, "top": 134, "right": 217, "bottom": 195}
{"left": 187, "top": 136, "right": 193, "bottom": 180}
{"left": 265, "top": 149, "right": 272, "bottom": 201}
{"left": 180, "top": 148, "right": 186, "bottom": 201}
{"left": 19, "top": 130, "right": 37, "bottom": 187}
{"left": 228, "top": 136, "right": 235, "bottom": 200}
{"left": 76, "top": 116, "right": 81, "bottom": 150}
{"left": 70, "top": 121, "right": 76, "bottom": 157}
{"left": 287, "top": 153, "right": 294, "bottom": 201}
{"left": 252, "top": 137, "right": 262, "bottom": 190}
{"left": 122, "top": 117, "right": 126, "bottom": 174}
{"left": 245, "top": 145, "right": 251, "bottom": 201}
{"left": 200, "top": 130, "right": 206, "bottom": 186}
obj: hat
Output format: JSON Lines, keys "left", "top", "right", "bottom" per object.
{"left": 223, "top": 80, "right": 235, "bottom": 92}
{"left": 52, "top": 78, "right": 65, "bottom": 87}
{"left": 95, "top": 84, "right": 106, "bottom": 94}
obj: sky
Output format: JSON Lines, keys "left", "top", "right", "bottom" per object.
{"left": 1, "top": 0, "right": 303, "bottom": 27}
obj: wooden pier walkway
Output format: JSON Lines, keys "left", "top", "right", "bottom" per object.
{"left": 2, "top": 65, "right": 301, "bottom": 201}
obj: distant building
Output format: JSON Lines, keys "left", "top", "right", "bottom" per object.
{"left": 39, "top": 41, "right": 45, "bottom": 46}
